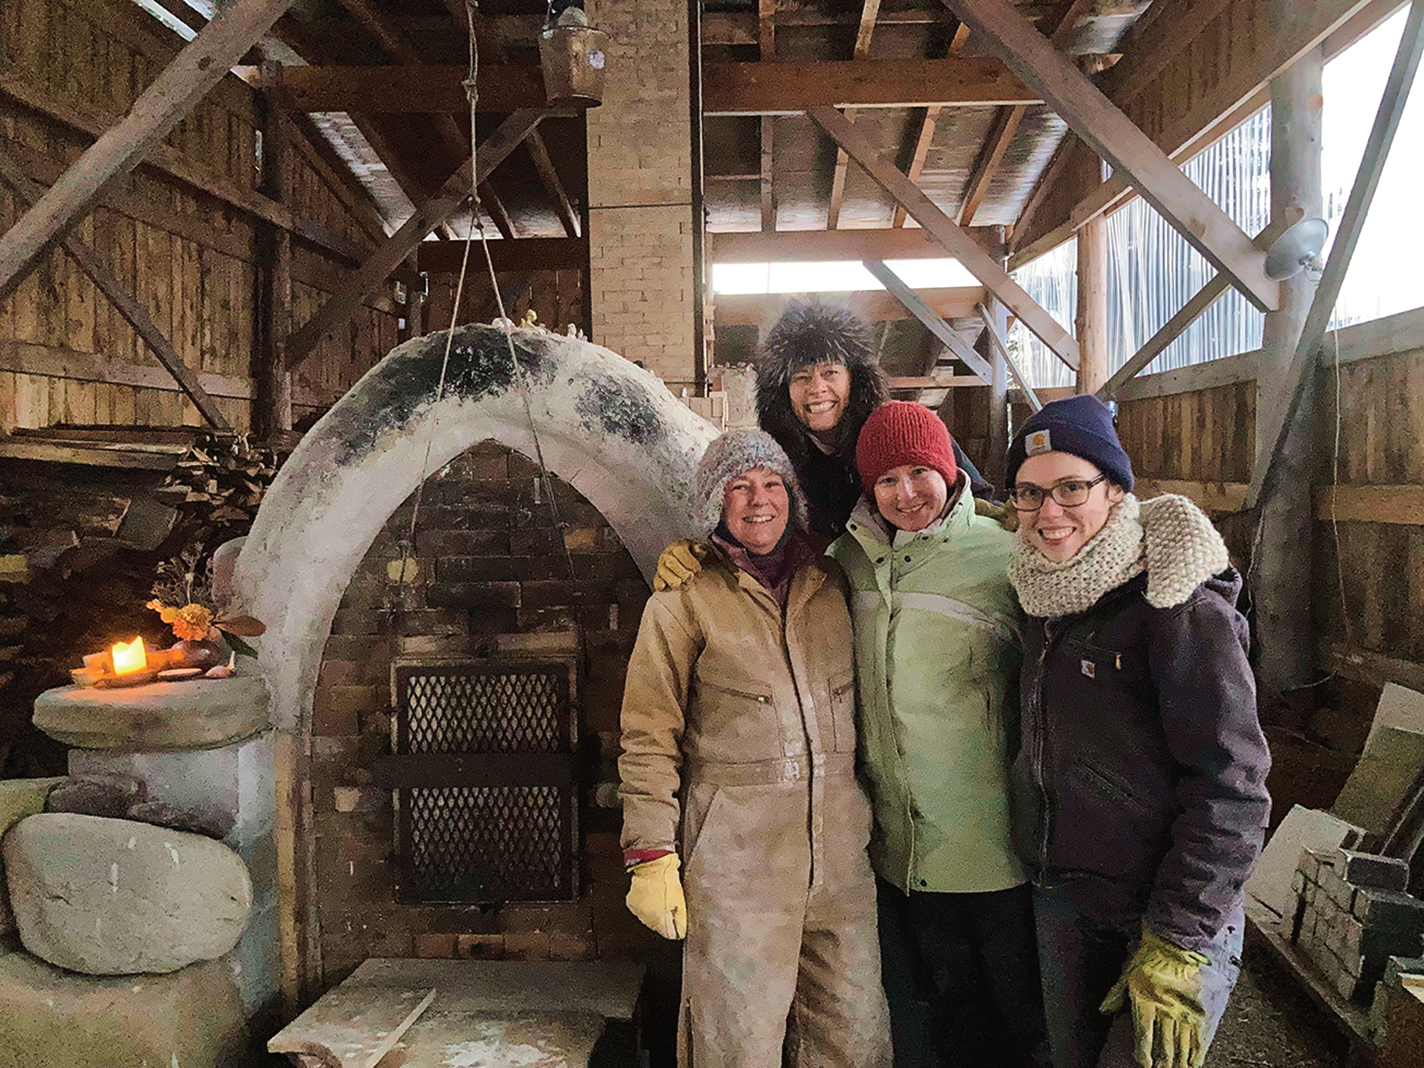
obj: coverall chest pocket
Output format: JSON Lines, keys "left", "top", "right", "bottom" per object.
{"left": 692, "top": 671, "right": 783, "bottom": 762}
{"left": 828, "top": 671, "right": 857, "bottom": 753}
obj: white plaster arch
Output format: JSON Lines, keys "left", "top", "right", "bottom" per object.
{"left": 233, "top": 324, "right": 718, "bottom": 732}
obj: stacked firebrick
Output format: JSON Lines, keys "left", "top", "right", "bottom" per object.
{"left": 1291, "top": 847, "right": 1424, "bottom": 1002}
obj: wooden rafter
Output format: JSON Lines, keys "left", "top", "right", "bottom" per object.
{"left": 1009, "top": 0, "right": 1382, "bottom": 267}
{"left": 760, "top": 1, "right": 777, "bottom": 233}
{"left": 893, "top": 106, "right": 941, "bottom": 228}
{"left": 864, "top": 260, "right": 992, "bottom": 381}
{"left": 1248, "top": 0, "right": 1424, "bottom": 510}
{"left": 958, "top": 0, "right": 1085, "bottom": 228}
{"left": 828, "top": 0, "right": 882, "bottom": 230}
{"left": 0, "top": 0, "right": 296, "bottom": 301}
{"left": 0, "top": 144, "right": 229, "bottom": 428}
{"left": 417, "top": 236, "right": 586, "bottom": 274}
{"left": 715, "top": 286, "right": 986, "bottom": 327}
{"left": 809, "top": 106, "right": 1079, "bottom": 369}
{"left": 285, "top": 108, "right": 546, "bottom": 368}
{"left": 440, "top": 1, "right": 578, "bottom": 243}
{"left": 706, "top": 58, "right": 1038, "bottom": 114}
{"left": 525, "top": 134, "right": 579, "bottom": 238}
{"left": 958, "top": 105, "right": 1024, "bottom": 226}
{"left": 942, "top": 0, "right": 1279, "bottom": 312}
{"left": 477, "top": 183, "right": 518, "bottom": 240}
{"left": 714, "top": 228, "right": 952, "bottom": 263}
{"left": 1009, "top": 85, "right": 1271, "bottom": 269}
{"left": 978, "top": 302, "right": 1041, "bottom": 412}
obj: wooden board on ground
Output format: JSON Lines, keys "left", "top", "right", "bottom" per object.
{"left": 269, "top": 960, "right": 645, "bottom": 1067}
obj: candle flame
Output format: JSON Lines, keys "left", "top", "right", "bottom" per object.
{"left": 111, "top": 637, "right": 147, "bottom": 675}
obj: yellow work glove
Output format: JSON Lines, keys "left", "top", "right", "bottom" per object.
{"left": 1100, "top": 926, "right": 1210, "bottom": 1068}
{"left": 626, "top": 854, "right": 687, "bottom": 939}
{"left": 974, "top": 497, "right": 1018, "bottom": 531}
{"left": 653, "top": 539, "right": 709, "bottom": 592}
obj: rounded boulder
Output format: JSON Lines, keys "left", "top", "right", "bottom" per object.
{"left": 3, "top": 813, "right": 253, "bottom": 975}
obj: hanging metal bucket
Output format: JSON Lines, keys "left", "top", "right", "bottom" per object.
{"left": 539, "top": 25, "right": 610, "bottom": 108}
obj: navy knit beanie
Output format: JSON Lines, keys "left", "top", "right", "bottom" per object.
{"left": 1005, "top": 395, "right": 1134, "bottom": 491}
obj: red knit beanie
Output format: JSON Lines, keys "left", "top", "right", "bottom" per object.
{"left": 855, "top": 401, "right": 959, "bottom": 496}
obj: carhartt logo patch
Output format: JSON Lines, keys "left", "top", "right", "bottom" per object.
{"left": 1027, "top": 429, "right": 1052, "bottom": 455}
{"left": 1081, "top": 659, "right": 1096, "bottom": 678}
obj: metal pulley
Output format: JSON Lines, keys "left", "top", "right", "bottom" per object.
{"left": 539, "top": 4, "right": 609, "bottom": 108}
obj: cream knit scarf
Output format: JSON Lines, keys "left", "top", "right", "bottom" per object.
{"left": 1007, "top": 493, "right": 1230, "bottom": 619}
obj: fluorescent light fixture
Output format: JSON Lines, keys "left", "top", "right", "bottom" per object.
{"left": 712, "top": 258, "right": 977, "bottom": 295}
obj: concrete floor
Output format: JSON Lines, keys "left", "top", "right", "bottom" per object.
{"left": 1207, "top": 943, "right": 1352, "bottom": 1068}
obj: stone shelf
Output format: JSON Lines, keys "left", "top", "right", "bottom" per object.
{"left": 33, "top": 663, "right": 268, "bottom": 751}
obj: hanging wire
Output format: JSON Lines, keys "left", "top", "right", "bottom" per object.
{"left": 393, "top": 1, "right": 581, "bottom": 625}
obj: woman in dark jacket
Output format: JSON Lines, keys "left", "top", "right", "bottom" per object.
{"left": 1002, "top": 396, "right": 1271, "bottom": 1068}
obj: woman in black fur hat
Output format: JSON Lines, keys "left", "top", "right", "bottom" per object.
{"left": 756, "top": 300, "right": 889, "bottom": 539}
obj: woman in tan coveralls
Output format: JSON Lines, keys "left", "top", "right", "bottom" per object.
{"left": 618, "top": 427, "right": 891, "bottom": 1068}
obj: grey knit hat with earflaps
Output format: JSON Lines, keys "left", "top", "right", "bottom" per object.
{"left": 692, "top": 428, "right": 809, "bottom": 538}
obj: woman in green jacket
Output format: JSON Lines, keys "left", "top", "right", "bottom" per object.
{"left": 829, "top": 401, "right": 1048, "bottom": 1068}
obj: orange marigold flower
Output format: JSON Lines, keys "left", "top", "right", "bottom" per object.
{"left": 172, "top": 603, "right": 214, "bottom": 641}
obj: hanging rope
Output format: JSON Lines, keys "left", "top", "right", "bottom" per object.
{"left": 393, "top": 1, "right": 581, "bottom": 626}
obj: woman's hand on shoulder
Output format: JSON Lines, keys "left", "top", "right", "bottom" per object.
{"left": 654, "top": 539, "right": 711, "bottom": 591}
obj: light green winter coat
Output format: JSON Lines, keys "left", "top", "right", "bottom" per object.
{"left": 829, "top": 473, "right": 1026, "bottom": 895}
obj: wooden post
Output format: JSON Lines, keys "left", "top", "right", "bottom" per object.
{"left": 986, "top": 295, "right": 1010, "bottom": 491}
{"left": 1253, "top": 43, "right": 1323, "bottom": 702}
{"left": 1075, "top": 216, "right": 1108, "bottom": 395}
{"left": 257, "top": 62, "right": 293, "bottom": 440}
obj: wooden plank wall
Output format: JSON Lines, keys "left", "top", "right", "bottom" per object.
{"left": 0, "top": 0, "right": 397, "bottom": 434}
{"left": 1313, "top": 311, "right": 1424, "bottom": 683}
{"left": 1101, "top": 305, "right": 1424, "bottom": 694}
{"left": 422, "top": 269, "right": 588, "bottom": 339}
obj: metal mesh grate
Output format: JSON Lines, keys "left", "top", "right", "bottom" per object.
{"left": 391, "top": 661, "right": 577, "bottom": 903}
{"left": 406, "top": 785, "right": 566, "bottom": 900}
{"left": 405, "top": 671, "right": 563, "bottom": 754}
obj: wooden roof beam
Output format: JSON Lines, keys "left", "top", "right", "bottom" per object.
{"left": 894, "top": 106, "right": 942, "bottom": 228}
{"left": 827, "top": 0, "right": 883, "bottom": 231}
{"left": 714, "top": 287, "right": 985, "bottom": 327}
{"left": 285, "top": 108, "right": 547, "bottom": 368}
{"left": 864, "top": 259, "right": 994, "bottom": 381}
{"left": 942, "top": 0, "right": 1279, "bottom": 312}
{"left": 0, "top": 0, "right": 296, "bottom": 302}
{"left": 712, "top": 227, "right": 962, "bottom": 263}
{"left": 477, "top": 183, "right": 518, "bottom": 240}
{"left": 524, "top": 134, "right": 579, "bottom": 238}
{"left": 808, "top": 105, "right": 1079, "bottom": 369}
{"left": 761, "top": 117, "right": 776, "bottom": 232}
{"left": 708, "top": 58, "right": 1038, "bottom": 113}
{"left": 0, "top": 143, "right": 229, "bottom": 427}
{"left": 958, "top": 0, "right": 1086, "bottom": 228}
{"left": 1248, "top": 0, "right": 1424, "bottom": 511}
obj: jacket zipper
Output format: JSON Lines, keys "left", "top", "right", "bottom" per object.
{"left": 1032, "top": 619, "right": 1063, "bottom": 880}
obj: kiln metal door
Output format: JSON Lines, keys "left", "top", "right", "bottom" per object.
{"left": 378, "top": 659, "right": 578, "bottom": 904}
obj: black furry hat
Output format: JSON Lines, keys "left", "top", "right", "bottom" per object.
{"left": 756, "top": 299, "right": 889, "bottom": 466}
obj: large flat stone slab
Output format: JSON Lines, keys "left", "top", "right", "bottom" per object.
{"left": 32, "top": 665, "right": 268, "bottom": 751}
{"left": 0, "top": 937, "right": 247, "bottom": 1068}
{"left": 0, "top": 778, "right": 64, "bottom": 935}
{"left": 4, "top": 813, "right": 252, "bottom": 974}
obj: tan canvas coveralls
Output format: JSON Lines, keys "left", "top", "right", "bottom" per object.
{"left": 619, "top": 549, "right": 891, "bottom": 1068}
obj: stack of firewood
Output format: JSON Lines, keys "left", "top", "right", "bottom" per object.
{"left": 0, "top": 426, "right": 289, "bottom": 777}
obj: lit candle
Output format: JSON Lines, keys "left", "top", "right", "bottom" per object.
{"left": 111, "top": 637, "right": 148, "bottom": 675}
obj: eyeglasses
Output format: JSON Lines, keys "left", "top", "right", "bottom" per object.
{"left": 1010, "top": 474, "right": 1109, "bottom": 511}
